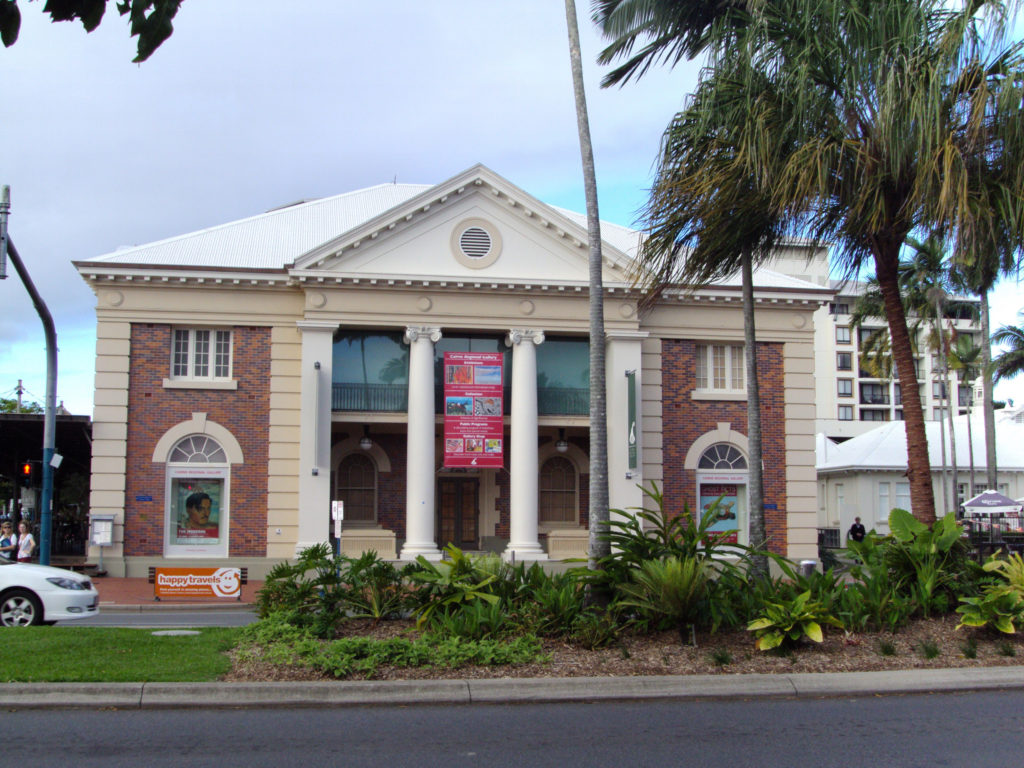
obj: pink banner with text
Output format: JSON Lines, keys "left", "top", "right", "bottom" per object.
{"left": 443, "top": 351, "right": 504, "bottom": 468}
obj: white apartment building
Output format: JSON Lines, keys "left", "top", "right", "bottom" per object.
{"left": 768, "top": 250, "right": 982, "bottom": 442}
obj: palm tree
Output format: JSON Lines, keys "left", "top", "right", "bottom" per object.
{"left": 599, "top": 0, "right": 1024, "bottom": 524}
{"left": 992, "top": 315, "right": 1024, "bottom": 383}
{"left": 624, "top": 58, "right": 792, "bottom": 577}
{"left": 564, "top": 0, "right": 610, "bottom": 570}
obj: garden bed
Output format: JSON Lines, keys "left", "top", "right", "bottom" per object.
{"left": 225, "top": 614, "right": 1024, "bottom": 682}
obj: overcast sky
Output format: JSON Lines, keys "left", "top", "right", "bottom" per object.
{"left": 1, "top": 0, "right": 1021, "bottom": 416}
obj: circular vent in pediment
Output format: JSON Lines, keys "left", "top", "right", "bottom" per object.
{"left": 451, "top": 218, "right": 501, "bottom": 269}
{"left": 459, "top": 227, "right": 492, "bottom": 259}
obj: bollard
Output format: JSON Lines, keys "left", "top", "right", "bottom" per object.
{"left": 799, "top": 559, "right": 817, "bottom": 577}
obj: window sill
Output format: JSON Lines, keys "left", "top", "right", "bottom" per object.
{"left": 163, "top": 379, "right": 238, "bottom": 391}
{"left": 691, "top": 390, "right": 746, "bottom": 402}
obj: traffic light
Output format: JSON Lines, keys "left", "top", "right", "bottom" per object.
{"left": 19, "top": 461, "right": 36, "bottom": 487}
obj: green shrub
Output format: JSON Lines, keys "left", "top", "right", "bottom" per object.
{"left": 596, "top": 483, "right": 744, "bottom": 587}
{"left": 238, "top": 614, "right": 547, "bottom": 679}
{"left": 425, "top": 598, "right": 512, "bottom": 640}
{"left": 956, "top": 552, "right": 1024, "bottom": 634}
{"left": 919, "top": 639, "right": 941, "bottom": 659}
{"left": 254, "top": 545, "right": 411, "bottom": 636}
{"left": 516, "top": 569, "right": 588, "bottom": 637}
{"left": 406, "top": 545, "right": 502, "bottom": 627}
{"left": 747, "top": 590, "right": 843, "bottom": 651}
{"left": 616, "top": 556, "right": 710, "bottom": 644}
{"left": 710, "top": 647, "right": 733, "bottom": 667}
{"left": 568, "top": 610, "right": 619, "bottom": 649}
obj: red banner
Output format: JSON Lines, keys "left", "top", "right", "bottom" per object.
{"left": 443, "top": 351, "right": 504, "bottom": 468}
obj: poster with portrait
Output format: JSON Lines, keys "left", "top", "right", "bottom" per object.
{"left": 443, "top": 351, "right": 504, "bottom": 468}
{"left": 170, "top": 471, "right": 224, "bottom": 546}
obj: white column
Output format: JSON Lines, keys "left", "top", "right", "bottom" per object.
{"left": 606, "top": 331, "right": 648, "bottom": 518}
{"left": 400, "top": 325, "right": 443, "bottom": 561}
{"left": 296, "top": 320, "right": 337, "bottom": 556}
{"left": 504, "top": 329, "right": 548, "bottom": 561}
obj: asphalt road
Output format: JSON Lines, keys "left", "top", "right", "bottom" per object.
{"left": 5, "top": 689, "right": 1024, "bottom": 767}
{"left": 57, "top": 609, "right": 258, "bottom": 628}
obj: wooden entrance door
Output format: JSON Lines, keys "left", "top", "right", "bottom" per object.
{"left": 437, "top": 478, "right": 479, "bottom": 550}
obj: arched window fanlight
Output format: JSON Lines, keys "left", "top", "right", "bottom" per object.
{"left": 169, "top": 435, "right": 227, "bottom": 464}
{"left": 698, "top": 443, "right": 747, "bottom": 470}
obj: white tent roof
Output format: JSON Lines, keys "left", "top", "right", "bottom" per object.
{"left": 963, "top": 489, "right": 1022, "bottom": 514}
{"left": 816, "top": 411, "right": 1024, "bottom": 473}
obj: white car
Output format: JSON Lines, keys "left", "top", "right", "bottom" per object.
{"left": 0, "top": 559, "right": 100, "bottom": 626}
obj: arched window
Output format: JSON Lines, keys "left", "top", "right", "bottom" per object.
{"left": 169, "top": 435, "right": 227, "bottom": 463}
{"left": 698, "top": 443, "right": 748, "bottom": 470}
{"left": 336, "top": 453, "right": 377, "bottom": 525}
{"left": 540, "top": 456, "right": 577, "bottom": 524}
{"left": 165, "top": 435, "right": 230, "bottom": 557}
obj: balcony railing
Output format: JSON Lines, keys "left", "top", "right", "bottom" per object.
{"left": 538, "top": 387, "right": 589, "bottom": 416}
{"left": 332, "top": 383, "right": 408, "bottom": 412}
{"left": 860, "top": 393, "right": 890, "bottom": 405}
{"left": 333, "top": 383, "right": 589, "bottom": 416}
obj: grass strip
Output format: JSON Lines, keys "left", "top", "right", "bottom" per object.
{"left": 0, "top": 626, "right": 242, "bottom": 682}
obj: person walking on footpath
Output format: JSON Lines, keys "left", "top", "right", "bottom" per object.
{"left": 0, "top": 521, "right": 16, "bottom": 560}
{"left": 848, "top": 516, "right": 866, "bottom": 544}
{"left": 16, "top": 521, "right": 35, "bottom": 563}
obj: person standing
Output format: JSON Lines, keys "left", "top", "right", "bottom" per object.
{"left": 16, "top": 521, "right": 35, "bottom": 563}
{"left": 0, "top": 521, "right": 16, "bottom": 560}
{"left": 848, "top": 516, "right": 866, "bottom": 544}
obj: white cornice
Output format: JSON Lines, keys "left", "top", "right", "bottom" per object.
{"left": 75, "top": 263, "right": 291, "bottom": 288}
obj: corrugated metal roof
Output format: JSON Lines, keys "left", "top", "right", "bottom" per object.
{"left": 817, "top": 410, "right": 1024, "bottom": 472}
{"left": 78, "top": 166, "right": 828, "bottom": 296}
{"left": 88, "top": 183, "right": 430, "bottom": 269}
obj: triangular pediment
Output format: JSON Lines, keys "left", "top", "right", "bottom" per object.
{"left": 290, "top": 165, "right": 634, "bottom": 286}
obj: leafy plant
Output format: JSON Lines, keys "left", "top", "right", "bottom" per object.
{"left": 425, "top": 598, "right": 511, "bottom": 640}
{"left": 747, "top": 590, "right": 843, "bottom": 651}
{"left": 956, "top": 552, "right": 1024, "bottom": 634}
{"left": 406, "top": 545, "right": 501, "bottom": 628}
{"left": 339, "top": 551, "right": 409, "bottom": 621}
{"left": 569, "top": 611, "right": 619, "bottom": 650}
{"left": 919, "top": 639, "right": 941, "bottom": 660}
{"left": 961, "top": 637, "right": 978, "bottom": 659}
{"left": 885, "top": 509, "right": 967, "bottom": 617}
{"left": 596, "top": 483, "right": 744, "bottom": 587}
{"left": 517, "top": 569, "right": 588, "bottom": 637}
{"left": 710, "top": 647, "right": 733, "bottom": 667}
{"left": 998, "top": 641, "right": 1017, "bottom": 657}
{"left": 616, "top": 556, "right": 710, "bottom": 644}
{"left": 877, "top": 639, "right": 897, "bottom": 656}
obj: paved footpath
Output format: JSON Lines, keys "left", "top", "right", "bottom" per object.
{"left": 5, "top": 575, "right": 1024, "bottom": 709}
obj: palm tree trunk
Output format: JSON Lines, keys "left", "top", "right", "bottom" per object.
{"left": 981, "top": 290, "right": 997, "bottom": 490}
{"left": 933, "top": 298, "right": 948, "bottom": 516}
{"left": 877, "top": 250, "right": 936, "bottom": 523}
{"left": 936, "top": 366, "right": 949, "bottom": 516}
{"left": 742, "top": 252, "right": 767, "bottom": 578}
{"left": 967, "top": 391, "right": 976, "bottom": 500}
{"left": 944, "top": 341, "right": 958, "bottom": 516}
{"left": 564, "top": 0, "right": 610, "bottom": 568}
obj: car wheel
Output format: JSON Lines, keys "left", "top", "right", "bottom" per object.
{"left": 0, "top": 590, "right": 44, "bottom": 627}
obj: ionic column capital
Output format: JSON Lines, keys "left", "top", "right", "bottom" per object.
{"left": 506, "top": 328, "right": 545, "bottom": 347}
{"left": 404, "top": 325, "right": 443, "bottom": 345}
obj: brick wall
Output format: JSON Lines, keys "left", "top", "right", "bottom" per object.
{"left": 124, "top": 324, "right": 270, "bottom": 557}
{"left": 661, "top": 339, "right": 787, "bottom": 554}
